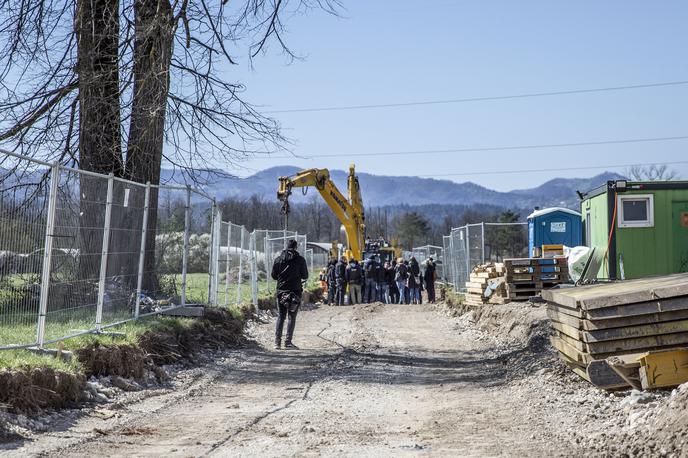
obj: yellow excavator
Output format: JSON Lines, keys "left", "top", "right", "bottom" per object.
{"left": 277, "top": 164, "right": 401, "bottom": 262}
{"left": 277, "top": 164, "right": 364, "bottom": 260}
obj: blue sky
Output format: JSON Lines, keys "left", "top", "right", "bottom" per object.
{"left": 224, "top": 0, "right": 688, "bottom": 191}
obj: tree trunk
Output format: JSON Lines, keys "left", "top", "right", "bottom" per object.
{"left": 74, "top": 0, "right": 122, "bottom": 292}
{"left": 125, "top": 0, "right": 174, "bottom": 293}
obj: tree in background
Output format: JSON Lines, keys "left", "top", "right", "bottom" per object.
{"left": 484, "top": 210, "right": 528, "bottom": 260}
{"left": 393, "top": 212, "right": 431, "bottom": 250}
{"left": 0, "top": 0, "right": 339, "bottom": 289}
{"left": 627, "top": 164, "right": 679, "bottom": 181}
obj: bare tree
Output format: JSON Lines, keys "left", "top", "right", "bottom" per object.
{"left": 627, "top": 164, "right": 680, "bottom": 181}
{"left": 1, "top": 0, "right": 341, "bottom": 291}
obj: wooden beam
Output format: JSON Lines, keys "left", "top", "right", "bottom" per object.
{"left": 546, "top": 308, "right": 582, "bottom": 329}
{"left": 586, "top": 332, "right": 688, "bottom": 355}
{"left": 584, "top": 296, "right": 688, "bottom": 320}
{"left": 583, "top": 319, "right": 688, "bottom": 343}
{"left": 583, "top": 308, "right": 688, "bottom": 330}
{"left": 541, "top": 273, "right": 688, "bottom": 309}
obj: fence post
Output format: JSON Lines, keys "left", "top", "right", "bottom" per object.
{"left": 207, "top": 201, "right": 219, "bottom": 306}
{"left": 250, "top": 231, "right": 258, "bottom": 305}
{"left": 236, "top": 227, "right": 245, "bottom": 305}
{"left": 95, "top": 173, "right": 115, "bottom": 332}
{"left": 36, "top": 165, "right": 60, "bottom": 348}
{"left": 465, "top": 225, "right": 471, "bottom": 284}
{"left": 212, "top": 207, "right": 221, "bottom": 305}
{"left": 181, "top": 186, "right": 191, "bottom": 306}
{"left": 264, "top": 233, "right": 270, "bottom": 292}
{"left": 134, "top": 182, "right": 151, "bottom": 319}
{"left": 481, "top": 222, "right": 486, "bottom": 263}
{"left": 224, "top": 223, "right": 232, "bottom": 306}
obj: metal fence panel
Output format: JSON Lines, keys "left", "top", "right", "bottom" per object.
{"left": 0, "top": 157, "right": 52, "bottom": 348}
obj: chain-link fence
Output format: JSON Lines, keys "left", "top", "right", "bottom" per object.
{"left": 441, "top": 222, "right": 528, "bottom": 292}
{"left": 0, "top": 149, "right": 313, "bottom": 350}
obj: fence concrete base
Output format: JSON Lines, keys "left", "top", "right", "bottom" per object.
{"left": 28, "top": 347, "right": 74, "bottom": 362}
{"left": 162, "top": 306, "right": 205, "bottom": 317}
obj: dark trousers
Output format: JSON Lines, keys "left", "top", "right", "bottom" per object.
{"left": 275, "top": 300, "right": 299, "bottom": 344}
{"left": 389, "top": 283, "right": 399, "bottom": 304}
{"left": 336, "top": 280, "right": 346, "bottom": 305}
{"left": 364, "top": 278, "right": 378, "bottom": 303}
{"left": 326, "top": 281, "right": 336, "bottom": 304}
{"left": 426, "top": 281, "right": 436, "bottom": 303}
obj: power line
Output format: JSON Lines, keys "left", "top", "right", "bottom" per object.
{"left": 269, "top": 135, "right": 688, "bottom": 159}
{"left": 418, "top": 160, "right": 688, "bottom": 178}
{"left": 263, "top": 80, "right": 688, "bottom": 114}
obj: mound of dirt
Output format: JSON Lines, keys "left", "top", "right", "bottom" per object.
{"left": 0, "top": 367, "right": 85, "bottom": 412}
{"left": 471, "top": 302, "right": 550, "bottom": 350}
{"left": 139, "top": 308, "right": 245, "bottom": 366}
{"left": 75, "top": 343, "right": 147, "bottom": 378}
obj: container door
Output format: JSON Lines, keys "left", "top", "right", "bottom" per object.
{"left": 544, "top": 216, "right": 568, "bottom": 246}
{"left": 673, "top": 201, "right": 688, "bottom": 273}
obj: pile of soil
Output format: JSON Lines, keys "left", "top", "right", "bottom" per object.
{"left": 138, "top": 308, "right": 244, "bottom": 366}
{"left": 75, "top": 343, "right": 147, "bottom": 378}
{"left": 0, "top": 367, "right": 85, "bottom": 412}
{"left": 471, "top": 302, "right": 550, "bottom": 350}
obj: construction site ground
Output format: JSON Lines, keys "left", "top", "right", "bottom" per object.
{"left": 2, "top": 301, "right": 686, "bottom": 457}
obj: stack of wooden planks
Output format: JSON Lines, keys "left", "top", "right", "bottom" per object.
{"left": 464, "top": 263, "right": 508, "bottom": 306}
{"left": 504, "top": 257, "right": 569, "bottom": 301}
{"left": 542, "top": 273, "right": 688, "bottom": 390}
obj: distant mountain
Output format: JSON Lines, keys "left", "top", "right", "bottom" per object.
{"left": 160, "top": 166, "right": 625, "bottom": 211}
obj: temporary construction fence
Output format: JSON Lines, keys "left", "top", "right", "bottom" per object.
{"left": 411, "top": 244, "right": 444, "bottom": 280}
{"left": 442, "top": 222, "right": 528, "bottom": 292}
{"left": 0, "top": 150, "right": 319, "bottom": 351}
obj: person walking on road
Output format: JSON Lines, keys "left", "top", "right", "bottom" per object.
{"left": 271, "top": 239, "right": 309, "bottom": 350}
{"left": 335, "top": 256, "right": 348, "bottom": 306}
{"left": 394, "top": 258, "right": 408, "bottom": 304}
{"left": 424, "top": 257, "right": 437, "bottom": 303}
{"left": 346, "top": 259, "right": 364, "bottom": 305}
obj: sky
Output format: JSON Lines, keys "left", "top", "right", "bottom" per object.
{"left": 222, "top": 0, "right": 688, "bottom": 191}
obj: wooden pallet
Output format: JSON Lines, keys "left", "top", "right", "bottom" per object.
{"left": 503, "top": 257, "right": 567, "bottom": 267}
{"left": 506, "top": 273, "right": 566, "bottom": 283}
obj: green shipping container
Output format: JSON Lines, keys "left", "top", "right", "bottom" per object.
{"left": 580, "top": 180, "right": 688, "bottom": 280}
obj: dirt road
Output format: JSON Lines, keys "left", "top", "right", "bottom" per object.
{"left": 6, "top": 303, "right": 572, "bottom": 457}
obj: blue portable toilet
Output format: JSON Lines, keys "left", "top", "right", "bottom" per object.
{"left": 527, "top": 207, "right": 582, "bottom": 257}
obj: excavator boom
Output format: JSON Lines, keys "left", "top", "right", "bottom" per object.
{"left": 277, "top": 165, "right": 366, "bottom": 261}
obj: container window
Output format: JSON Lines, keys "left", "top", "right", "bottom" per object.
{"left": 617, "top": 194, "right": 654, "bottom": 228}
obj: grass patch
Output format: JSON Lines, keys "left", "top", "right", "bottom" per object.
{"left": 0, "top": 349, "right": 81, "bottom": 374}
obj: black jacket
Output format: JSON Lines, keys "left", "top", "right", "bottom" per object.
{"left": 409, "top": 260, "right": 421, "bottom": 276}
{"left": 363, "top": 257, "right": 379, "bottom": 281}
{"left": 335, "top": 260, "right": 347, "bottom": 281}
{"left": 384, "top": 266, "right": 395, "bottom": 285}
{"left": 327, "top": 262, "right": 337, "bottom": 283}
{"left": 346, "top": 262, "right": 363, "bottom": 285}
{"left": 394, "top": 263, "right": 408, "bottom": 281}
{"left": 424, "top": 261, "right": 436, "bottom": 283}
{"left": 271, "top": 249, "right": 309, "bottom": 293}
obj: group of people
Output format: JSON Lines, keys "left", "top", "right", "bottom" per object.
{"left": 270, "top": 239, "right": 439, "bottom": 350}
{"left": 319, "top": 254, "right": 437, "bottom": 306}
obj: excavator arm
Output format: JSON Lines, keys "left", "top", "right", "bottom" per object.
{"left": 277, "top": 165, "right": 365, "bottom": 261}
